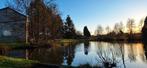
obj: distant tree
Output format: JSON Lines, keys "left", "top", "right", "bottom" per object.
{"left": 95, "top": 25, "right": 103, "bottom": 36}
{"left": 114, "top": 22, "right": 124, "bottom": 34}
{"left": 119, "top": 22, "right": 124, "bottom": 33}
{"left": 76, "top": 31, "right": 82, "bottom": 36}
{"left": 114, "top": 23, "right": 120, "bottom": 34}
{"left": 83, "top": 26, "right": 91, "bottom": 37}
{"left": 126, "top": 19, "right": 136, "bottom": 41}
{"left": 105, "top": 26, "right": 111, "bottom": 34}
{"left": 142, "top": 17, "right": 147, "bottom": 41}
{"left": 126, "top": 19, "right": 135, "bottom": 35}
{"left": 65, "top": 15, "right": 75, "bottom": 32}
{"left": 63, "top": 15, "right": 76, "bottom": 38}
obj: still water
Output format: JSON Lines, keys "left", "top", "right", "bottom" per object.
{"left": 0, "top": 42, "right": 147, "bottom": 68}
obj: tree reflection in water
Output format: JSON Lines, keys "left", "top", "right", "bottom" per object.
{"left": 0, "top": 42, "right": 147, "bottom": 68}
{"left": 27, "top": 42, "right": 77, "bottom": 66}
{"left": 84, "top": 42, "right": 90, "bottom": 55}
{"left": 143, "top": 42, "right": 147, "bottom": 61}
{"left": 127, "top": 44, "right": 136, "bottom": 62}
{"left": 63, "top": 42, "right": 76, "bottom": 65}
{"left": 96, "top": 42, "right": 126, "bottom": 68}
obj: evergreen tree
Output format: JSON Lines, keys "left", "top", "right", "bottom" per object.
{"left": 142, "top": 17, "right": 147, "bottom": 42}
{"left": 83, "top": 26, "right": 91, "bottom": 37}
{"left": 64, "top": 15, "right": 76, "bottom": 38}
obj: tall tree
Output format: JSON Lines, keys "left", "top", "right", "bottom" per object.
{"left": 126, "top": 19, "right": 135, "bottom": 35}
{"left": 83, "top": 26, "right": 91, "bottom": 37}
{"left": 126, "top": 19, "right": 136, "bottom": 41}
{"left": 28, "top": 0, "right": 51, "bottom": 44}
{"left": 142, "top": 17, "right": 147, "bottom": 41}
{"left": 64, "top": 15, "right": 76, "bottom": 38}
{"left": 51, "top": 14, "right": 63, "bottom": 38}
{"left": 28, "top": 0, "right": 62, "bottom": 43}
{"left": 65, "top": 15, "right": 75, "bottom": 33}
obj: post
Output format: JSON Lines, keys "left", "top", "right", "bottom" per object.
{"left": 26, "top": 15, "right": 29, "bottom": 44}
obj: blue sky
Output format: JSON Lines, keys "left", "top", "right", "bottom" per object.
{"left": 56, "top": 0, "right": 147, "bottom": 34}
{"left": 0, "top": 0, "right": 147, "bottom": 34}
{"left": 0, "top": 0, "right": 6, "bottom": 8}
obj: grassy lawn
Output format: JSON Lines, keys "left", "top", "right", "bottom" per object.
{"left": 0, "top": 56, "right": 87, "bottom": 68}
{"left": 0, "top": 56, "right": 38, "bottom": 68}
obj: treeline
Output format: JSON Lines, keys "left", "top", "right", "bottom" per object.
{"left": 95, "top": 18, "right": 144, "bottom": 36}
{"left": 94, "top": 18, "right": 145, "bottom": 41}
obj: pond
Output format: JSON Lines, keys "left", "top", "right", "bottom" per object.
{"left": 0, "top": 41, "right": 147, "bottom": 68}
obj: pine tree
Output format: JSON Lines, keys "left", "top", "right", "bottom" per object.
{"left": 64, "top": 15, "right": 76, "bottom": 38}
{"left": 83, "top": 26, "right": 91, "bottom": 38}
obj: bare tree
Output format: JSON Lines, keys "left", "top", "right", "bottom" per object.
{"left": 114, "top": 23, "right": 119, "bottom": 34}
{"left": 7, "top": 0, "right": 56, "bottom": 15}
{"left": 96, "top": 43, "right": 123, "bottom": 68}
{"left": 119, "top": 22, "right": 124, "bottom": 32}
{"left": 114, "top": 22, "right": 124, "bottom": 34}
{"left": 6, "top": 0, "right": 32, "bottom": 15}
{"left": 95, "top": 25, "right": 103, "bottom": 36}
{"left": 105, "top": 26, "right": 111, "bottom": 34}
{"left": 126, "top": 19, "right": 135, "bottom": 35}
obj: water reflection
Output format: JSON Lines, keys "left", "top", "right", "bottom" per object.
{"left": 0, "top": 42, "right": 147, "bottom": 68}
{"left": 84, "top": 42, "right": 89, "bottom": 55}
{"left": 63, "top": 42, "right": 75, "bottom": 65}
{"left": 0, "top": 47, "right": 9, "bottom": 56}
{"left": 96, "top": 43, "right": 117, "bottom": 68}
{"left": 143, "top": 42, "right": 147, "bottom": 61}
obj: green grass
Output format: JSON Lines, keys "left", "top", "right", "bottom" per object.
{"left": 0, "top": 56, "right": 38, "bottom": 68}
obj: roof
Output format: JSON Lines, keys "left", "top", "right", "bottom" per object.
{"left": 0, "top": 7, "right": 26, "bottom": 23}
